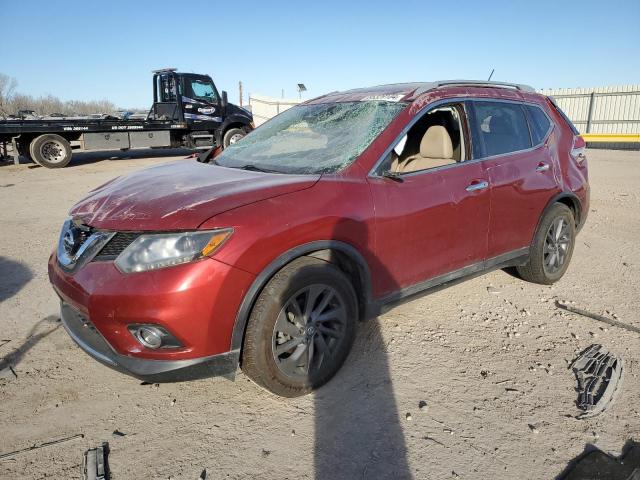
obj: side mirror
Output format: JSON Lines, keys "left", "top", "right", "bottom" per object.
{"left": 221, "top": 91, "right": 228, "bottom": 110}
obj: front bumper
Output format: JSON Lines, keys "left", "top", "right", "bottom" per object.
{"left": 60, "top": 302, "right": 239, "bottom": 382}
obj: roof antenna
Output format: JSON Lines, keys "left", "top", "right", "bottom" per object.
{"left": 487, "top": 69, "right": 495, "bottom": 81}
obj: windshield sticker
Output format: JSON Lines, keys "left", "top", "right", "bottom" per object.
{"left": 361, "top": 94, "right": 405, "bottom": 102}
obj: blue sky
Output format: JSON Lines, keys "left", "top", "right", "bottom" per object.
{"left": 1, "top": 0, "right": 639, "bottom": 108}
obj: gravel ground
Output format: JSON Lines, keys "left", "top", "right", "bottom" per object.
{"left": 0, "top": 148, "right": 638, "bottom": 479}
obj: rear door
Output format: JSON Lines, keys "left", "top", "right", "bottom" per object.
{"left": 468, "top": 100, "right": 561, "bottom": 258}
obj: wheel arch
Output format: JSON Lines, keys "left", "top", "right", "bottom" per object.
{"left": 230, "top": 240, "right": 373, "bottom": 354}
{"left": 532, "top": 192, "right": 582, "bottom": 244}
{"left": 216, "top": 116, "right": 253, "bottom": 146}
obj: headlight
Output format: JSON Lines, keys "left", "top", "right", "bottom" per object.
{"left": 114, "top": 228, "right": 232, "bottom": 273}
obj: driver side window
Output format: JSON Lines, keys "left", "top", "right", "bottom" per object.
{"left": 188, "top": 79, "right": 217, "bottom": 103}
{"left": 387, "top": 104, "right": 467, "bottom": 174}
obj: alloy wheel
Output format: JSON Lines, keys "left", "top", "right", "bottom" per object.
{"left": 272, "top": 284, "right": 347, "bottom": 379}
{"left": 543, "top": 217, "right": 571, "bottom": 274}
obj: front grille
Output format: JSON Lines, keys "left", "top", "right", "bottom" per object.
{"left": 94, "top": 232, "right": 141, "bottom": 260}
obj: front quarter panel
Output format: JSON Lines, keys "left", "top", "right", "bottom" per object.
{"left": 200, "top": 175, "right": 377, "bottom": 280}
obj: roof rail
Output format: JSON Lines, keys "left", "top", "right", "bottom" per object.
{"left": 414, "top": 80, "right": 536, "bottom": 96}
{"left": 152, "top": 67, "right": 178, "bottom": 74}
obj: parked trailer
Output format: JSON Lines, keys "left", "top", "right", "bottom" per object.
{"left": 0, "top": 69, "right": 253, "bottom": 168}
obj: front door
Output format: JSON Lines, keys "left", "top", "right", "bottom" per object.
{"left": 181, "top": 74, "right": 223, "bottom": 132}
{"left": 367, "top": 102, "right": 490, "bottom": 298}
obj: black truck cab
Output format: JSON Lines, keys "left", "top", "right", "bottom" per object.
{"left": 151, "top": 68, "right": 252, "bottom": 149}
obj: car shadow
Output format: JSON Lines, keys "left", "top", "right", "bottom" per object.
{"left": 313, "top": 219, "right": 411, "bottom": 479}
{"left": 556, "top": 440, "right": 640, "bottom": 479}
{"left": 0, "top": 256, "right": 33, "bottom": 302}
{"left": 0, "top": 315, "right": 61, "bottom": 372}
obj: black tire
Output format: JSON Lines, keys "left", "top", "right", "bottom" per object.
{"left": 222, "top": 127, "right": 246, "bottom": 148}
{"left": 241, "top": 256, "right": 358, "bottom": 397}
{"left": 517, "top": 203, "right": 576, "bottom": 285}
{"left": 29, "top": 134, "right": 72, "bottom": 168}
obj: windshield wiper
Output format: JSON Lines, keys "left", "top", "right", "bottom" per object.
{"left": 238, "top": 164, "right": 282, "bottom": 174}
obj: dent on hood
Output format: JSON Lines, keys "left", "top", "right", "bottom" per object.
{"left": 69, "top": 160, "right": 320, "bottom": 230}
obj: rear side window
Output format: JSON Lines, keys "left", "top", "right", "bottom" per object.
{"left": 548, "top": 96, "right": 580, "bottom": 135}
{"left": 525, "top": 105, "right": 552, "bottom": 145}
{"left": 472, "top": 101, "right": 532, "bottom": 157}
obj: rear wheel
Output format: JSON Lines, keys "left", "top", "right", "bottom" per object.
{"left": 222, "top": 128, "right": 245, "bottom": 148}
{"left": 29, "top": 134, "right": 72, "bottom": 168}
{"left": 517, "top": 203, "right": 575, "bottom": 284}
{"left": 241, "top": 257, "right": 357, "bottom": 397}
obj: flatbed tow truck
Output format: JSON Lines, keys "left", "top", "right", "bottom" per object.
{"left": 0, "top": 69, "right": 253, "bottom": 168}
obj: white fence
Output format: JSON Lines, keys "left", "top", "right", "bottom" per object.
{"left": 248, "top": 94, "right": 302, "bottom": 126}
{"left": 539, "top": 85, "right": 640, "bottom": 134}
{"left": 249, "top": 86, "right": 640, "bottom": 137}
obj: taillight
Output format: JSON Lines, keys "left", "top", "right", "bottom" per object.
{"left": 571, "top": 136, "right": 586, "bottom": 164}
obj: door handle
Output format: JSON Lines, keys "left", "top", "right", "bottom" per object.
{"left": 465, "top": 180, "right": 489, "bottom": 192}
{"left": 536, "top": 162, "right": 550, "bottom": 172}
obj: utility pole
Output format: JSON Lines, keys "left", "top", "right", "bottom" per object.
{"left": 238, "top": 81, "right": 243, "bottom": 107}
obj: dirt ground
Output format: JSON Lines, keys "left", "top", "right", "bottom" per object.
{"left": 0, "top": 148, "right": 638, "bottom": 479}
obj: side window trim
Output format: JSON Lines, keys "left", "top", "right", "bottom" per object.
{"left": 368, "top": 96, "right": 556, "bottom": 178}
{"left": 466, "top": 101, "right": 486, "bottom": 160}
{"left": 369, "top": 98, "right": 472, "bottom": 178}
{"left": 520, "top": 104, "right": 535, "bottom": 147}
{"left": 468, "top": 98, "right": 550, "bottom": 161}
{"left": 523, "top": 104, "right": 555, "bottom": 147}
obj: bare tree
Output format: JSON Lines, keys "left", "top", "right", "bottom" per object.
{"left": 0, "top": 72, "right": 117, "bottom": 117}
{"left": 0, "top": 73, "right": 18, "bottom": 118}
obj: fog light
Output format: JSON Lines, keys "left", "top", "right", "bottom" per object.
{"left": 128, "top": 324, "right": 182, "bottom": 349}
{"left": 137, "top": 326, "right": 163, "bottom": 349}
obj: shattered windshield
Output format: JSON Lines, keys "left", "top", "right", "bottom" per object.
{"left": 214, "top": 101, "right": 406, "bottom": 174}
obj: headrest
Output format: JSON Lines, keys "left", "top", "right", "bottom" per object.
{"left": 420, "top": 125, "right": 453, "bottom": 159}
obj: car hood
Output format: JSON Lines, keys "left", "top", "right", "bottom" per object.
{"left": 70, "top": 160, "right": 320, "bottom": 230}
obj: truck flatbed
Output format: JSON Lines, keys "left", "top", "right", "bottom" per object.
{"left": 0, "top": 118, "right": 189, "bottom": 135}
{"left": 0, "top": 68, "right": 253, "bottom": 168}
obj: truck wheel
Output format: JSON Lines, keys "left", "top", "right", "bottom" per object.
{"left": 29, "top": 134, "right": 72, "bottom": 168}
{"left": 516, "top": 203, "right": 575, "bottom": 285}
{"left": 241, "top": 257, "right": 357, "bottom": 397}
{"left": 222, "top": 128, "right": 245, "bottom": 148}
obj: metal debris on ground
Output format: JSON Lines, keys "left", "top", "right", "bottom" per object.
{"left": 83, "top": 442, "right": 110, "bottom": 480}
{"left": 571, "top": 344, "right": 623, "bottom": 418}
{"left": 0, "top": 433, "right": 84, "bottom": 460}
{"left": 556, "top": 301, "right": 640, "bottom": 334}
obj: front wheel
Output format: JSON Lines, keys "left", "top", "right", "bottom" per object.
{"left": 517, "top": 203, "right": 576, "bottom": 285}
{"left": 241, "top": 257, "right": 357, "bottom": 397}
{"left": 222, "top": 128, "right": 246, "bottom": 148}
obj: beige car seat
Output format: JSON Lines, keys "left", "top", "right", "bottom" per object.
{"left": 396, "top": 125, "right": 455, "bottom": 173}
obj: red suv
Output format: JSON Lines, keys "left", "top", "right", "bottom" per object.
{"left": 49, "top": 80, "right": 589, "bottom": 397}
